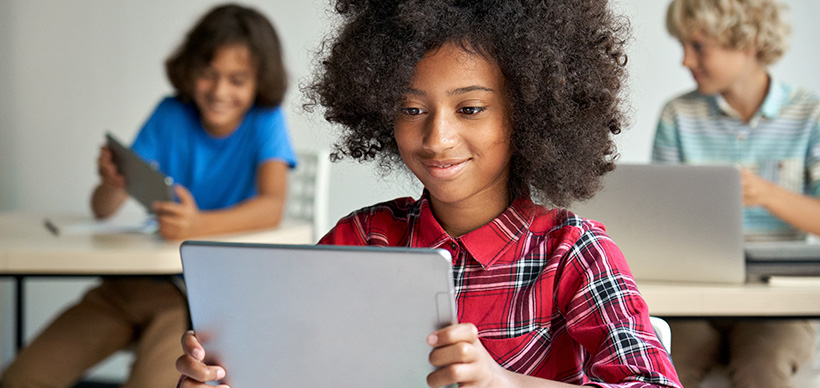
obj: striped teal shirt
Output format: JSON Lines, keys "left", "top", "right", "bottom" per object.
{"left": 652, "top": 79, "right": 820, "bottom": 238}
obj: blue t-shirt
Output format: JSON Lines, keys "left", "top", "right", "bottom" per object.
{"left": 131, "top": 96, "right": 297, "bottom": 211}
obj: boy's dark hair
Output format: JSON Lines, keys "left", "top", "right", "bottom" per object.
{"left": 307, "top": 0, "right": 629, "bottom": 207}
{"left": 166, "top": 3, "right": 287, "bottom": 107}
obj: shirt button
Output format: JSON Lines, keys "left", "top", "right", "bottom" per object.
{"left": 450, "top": 242, "right": 458, "bottom": 250}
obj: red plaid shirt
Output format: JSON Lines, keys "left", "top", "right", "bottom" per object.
{"left": 319, "top": 193, "right": 680, "bottom": 387}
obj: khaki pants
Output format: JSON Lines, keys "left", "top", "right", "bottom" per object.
{"left": 1, "top": 278, "right": 187, "bottom": 388}
{"left": 670, "top": 319, "right": 818, "bottom": 388}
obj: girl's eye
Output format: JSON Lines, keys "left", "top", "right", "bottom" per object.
{"left": 401, "top": 107, "right": 424, "bottom": 116}
{"left": 458, "top": 107, "right": 485, "bottom": 115}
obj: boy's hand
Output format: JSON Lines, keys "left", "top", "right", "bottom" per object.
{"left": 740, "top": 168, "right": 776, "bottom": 207}
{"left": 154, "top": 185, "right": 202, "bottom": 240}
{"left": 426, "top": 323, "right": 511, "bottom": 388}
{"left": 97, "top": 146, "right": 126, "bottom": 189}
{"left": 175, "top": 330, "right": 230, "bottom": 388}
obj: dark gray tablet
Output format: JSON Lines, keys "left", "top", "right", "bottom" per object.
{"left": 105, "top": 132, "right": 173, "bottom": 212}
{"left": 180, "top": 241, "right": 456, "bottom": 387}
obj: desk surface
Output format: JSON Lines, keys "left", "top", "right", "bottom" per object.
{"left": 637, "top": 279, "right": 820, "bottom": 317}
{"left": 0, "top": 212, "right": 313, "bottom": 275}
{"left": 5, "top": 212, "right": 818, "bottom": 317}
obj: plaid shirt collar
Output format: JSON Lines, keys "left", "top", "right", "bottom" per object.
{"left": 414, "top": 191, "right": 538, "bottom": 269}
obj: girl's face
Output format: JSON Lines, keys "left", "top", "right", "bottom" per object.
{"left": 193, "top": 44, "right": 258, "bottom": 136}
{"left": 394, "top": 42, "right": 513, "bottom": 213}
{"left": 680, "top": 31, "right": 760, "bottom": 96}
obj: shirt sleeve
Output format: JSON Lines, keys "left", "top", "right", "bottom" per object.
{"left": 651, "top": 102, "right": 682, "bottom": 164}
{"left": 130, "top": 98, "right": 173, "bottom": 165}
{"left": 255, "top": 106, "right": 297, "bottom": 169}
{"left": 318, "top": 211, "right": 367, "bottom": 246}
{"left": 557, "top": 227, "right": 681, "bottom": 388}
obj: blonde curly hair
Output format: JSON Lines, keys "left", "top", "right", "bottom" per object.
{"left": 666, "top": 0, "right": 791, "bottom": 65}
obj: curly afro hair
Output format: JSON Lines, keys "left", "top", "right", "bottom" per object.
{"left": 306, "top": 0, "right": 629, "bottom": 207}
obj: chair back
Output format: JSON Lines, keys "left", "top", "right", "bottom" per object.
{"left": 286, "top": 150, "right": 331, "bottom": 243}
{"left": 650, "top": 316, "right": 672, "bottom": 353}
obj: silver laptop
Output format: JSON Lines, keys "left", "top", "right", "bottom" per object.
{"left": 569, "top": 164, "right": 746, "bottom": 284}
{"left": 180, "top": 241, "right": 457, "bottom": 387}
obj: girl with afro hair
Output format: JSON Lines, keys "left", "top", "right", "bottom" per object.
{"left": 177, "top": 1, "right": 682, "bottom": 387}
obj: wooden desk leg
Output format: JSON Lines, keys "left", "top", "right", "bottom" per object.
{"left": 14, "top": 275, "right": 24, "bottom": 351}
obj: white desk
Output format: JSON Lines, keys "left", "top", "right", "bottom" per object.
{"left": 0, "top": 212, "right": 313, "bottom": 274}
{"left": 637, "top": 279, "right": 820, "bottom": 318}
{"left": 0, "top": 212, "right": 314, "bottom": 349}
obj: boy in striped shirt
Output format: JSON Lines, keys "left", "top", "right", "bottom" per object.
{"left": 653, "top": 0, "right": 820, "bottom": 387}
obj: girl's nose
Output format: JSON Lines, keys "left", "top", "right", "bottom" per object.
{"left": 422, "top": 110, "right": 458, "bottom": 153}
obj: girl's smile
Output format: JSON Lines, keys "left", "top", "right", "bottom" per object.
{"left": 394, "top": 42, "right": 512, "bottom": 235}
{"left": 420, "top": 158, "right": 470, "bottom": 180}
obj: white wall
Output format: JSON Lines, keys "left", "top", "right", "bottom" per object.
{"left": 1, "top": 0, "right": 819, "bottom": 381}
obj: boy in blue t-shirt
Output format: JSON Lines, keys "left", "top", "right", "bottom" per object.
{"left": 1, "top": 4, "right": 295, "bottom": 388}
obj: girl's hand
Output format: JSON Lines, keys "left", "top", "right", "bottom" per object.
{"left": 175, "top": 330, "right": 229, "bottom": 388}
{"left": 426, "top": 323, "right": 511, "bottom": 388}
{"left": 154, "top": 185, "right": 202, "bottom": 240}
{"left": 97, "top": 146, "right": 126, "bottom": 189}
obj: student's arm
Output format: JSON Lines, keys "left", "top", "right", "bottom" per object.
{"left": 153, "top": 160, "right": 288, "bottom": 240}
{"left": 426, "top": 324, "right": 579, "bottom": 388}
{"left": 742, "top": 168, "right": 820, "bottom": 235}
{"left": 91, "top": 146, "right": 128, "bottom": 218}
{"left": 744, "top": 118, "right": 820, "bottom": 235}
{"left": 94, "top": 99, "right": 169, "bottom": 218}
{"left": 427, "top": 238, "right": 680, "bottom": 387}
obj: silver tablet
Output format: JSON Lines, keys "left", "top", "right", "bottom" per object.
{"left": 105, "top": 132, "right": 173, "bottom": 212}
{"left": 180, "top": 241, "right": 457, "bottom": 387}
